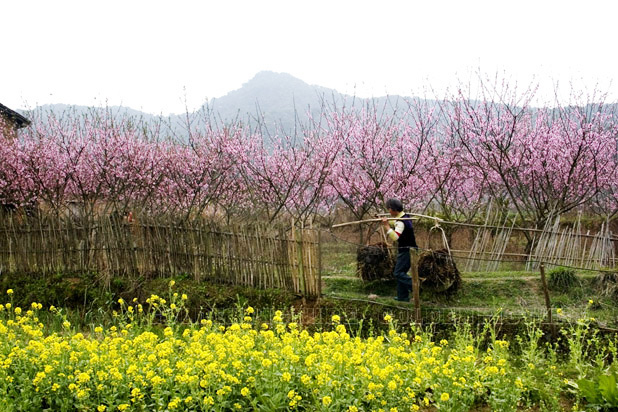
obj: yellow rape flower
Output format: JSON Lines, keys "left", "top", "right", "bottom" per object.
{"left": 168, "top": 397, "right": 180, "bottom": 409}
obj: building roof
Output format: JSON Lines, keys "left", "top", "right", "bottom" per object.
{"left": 0, "top": 103, "right": 31, "bottom": 129}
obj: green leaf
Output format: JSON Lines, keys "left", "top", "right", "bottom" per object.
{"left": 598, "top": 374, "right": 618, "bottom": 406}
{"left": 577, "top": 378, "right": 601, "bottom": 404}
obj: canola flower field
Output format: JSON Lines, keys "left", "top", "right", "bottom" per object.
{"left": 1, "top": 283, "right": 616, "bottom": 412}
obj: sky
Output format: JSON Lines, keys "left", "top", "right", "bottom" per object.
{"left": 2, "top": 0, "right": 617, "bottom": 115}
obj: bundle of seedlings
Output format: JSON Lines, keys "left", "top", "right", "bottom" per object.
{"left": 356, "top": 242, "right": 395, "bottom": 281}
{"left": 417, "top": 248, "right": 461, "bottom": 294}
{"left": 594, "top": 270, "right": 618, "bottom": 299}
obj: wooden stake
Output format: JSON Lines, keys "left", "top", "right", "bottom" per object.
{"left": 411, "top": 249, "right": 422, "bottom": 325}
{"left": 539, "top": 263, "right": 556, "bottom": 338}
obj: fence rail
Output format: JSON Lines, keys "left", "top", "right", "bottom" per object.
{"left": 0, "top": 216, "right": 321, "bottom": 297}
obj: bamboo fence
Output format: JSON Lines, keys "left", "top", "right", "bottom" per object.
{"left": 525, "top": 215, "right": 617, "bottom": 271}
{"left": 458, "top": 212, "right": 617, "bottom": 272}
{"left": 0, "top": 215, "right": 321, "bottom": 297}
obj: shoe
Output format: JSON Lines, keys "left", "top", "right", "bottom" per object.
{"left": 393, "top": 297, "right": 409, "bottom": 302}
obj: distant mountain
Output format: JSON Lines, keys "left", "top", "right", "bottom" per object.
{"left": 204, "top": 71, "right": 424, "bottom": 136}
{"left": 20, "top": 71, "right": 420, "bottom": 141}
{"left": 207, "top": 71, "right": 332, "bottom": 132}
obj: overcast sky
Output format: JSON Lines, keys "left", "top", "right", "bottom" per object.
{"left": 2, "top": 0, "right": 617, "bottom": 115}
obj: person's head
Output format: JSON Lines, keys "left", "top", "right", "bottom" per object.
{"left": 385, "top": 198, "right": 403, "bottom": 217}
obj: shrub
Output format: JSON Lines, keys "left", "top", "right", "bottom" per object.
{"left": 547, "top": 267, "right": 578, "bottom": 292}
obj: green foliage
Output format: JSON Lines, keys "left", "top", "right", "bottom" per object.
{"left": 0, "top": 271, "right": 297, "bottom": 329}
{"left": 548, "top": 267, "right": 579, "bottom": 292}
{"left": 0, "top": 271, "right": 111, "bottom": 309}
{"left": 577, "top": 367, "right": 618, "bottom": 410}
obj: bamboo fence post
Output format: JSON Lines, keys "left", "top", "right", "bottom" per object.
{"left": 303, "top": 225, "right": 312, "bottom": 297}
{"left": 258, "top": 226, "right": 266, "bottom": 289}
{"left": 8, "top": 217, "right": 14, "bottom": 272}
{"left": 317, "top": 226, "right": 322, "bottom": 297}
{"left": 297, "top": 220, "right": 307, "bottom": 296}
{"left": 289, "top": 220, "right": 298, "bottom": 293}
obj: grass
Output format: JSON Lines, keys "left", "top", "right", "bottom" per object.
{"left": 320, "top": 241, "right": 357, "bottom": 278}
{"left": 461, "top": 270, "right": 531, "bottom": 279}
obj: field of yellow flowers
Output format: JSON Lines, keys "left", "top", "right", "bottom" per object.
{"left": 1, "top": 284, "right": 616, "bottom": 412}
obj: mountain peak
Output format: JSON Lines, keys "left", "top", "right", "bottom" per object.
{"left": 249, "top": 70, "right": 301, "bottom": 82}
{"left": 235, "top": 71, "right": 315, "bottom": 95}
{"left": 205, "top": 71, "right": 336, "bottom": 131}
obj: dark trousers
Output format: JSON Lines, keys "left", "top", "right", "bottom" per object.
{"left": 394, "top": 249, "right": 412, "bottom": 300}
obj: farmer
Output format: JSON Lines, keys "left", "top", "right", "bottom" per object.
{"left": 381, "top": 198, "right": 418, "bottom": 302}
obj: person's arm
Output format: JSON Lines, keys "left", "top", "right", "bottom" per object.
{"left": 381, "top": 218, "right": 405, "bottom": 241}
{"left": 387, "top": 220, "right": 405, "bottom": 241}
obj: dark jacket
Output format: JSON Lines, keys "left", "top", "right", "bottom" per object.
{"left": 397, "top": 213, "right": 418, "bottom": 251}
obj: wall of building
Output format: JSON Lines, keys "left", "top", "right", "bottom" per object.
{"left": 0, "top": 116, "right": 18, "bottom": 139}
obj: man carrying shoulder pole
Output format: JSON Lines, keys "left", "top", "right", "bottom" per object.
{"left": 381, "top": 198, "right": 418, "bottom": 302}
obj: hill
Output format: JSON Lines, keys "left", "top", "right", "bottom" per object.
{"left": 19, "top": 71, "right": 416, "bottom": 140}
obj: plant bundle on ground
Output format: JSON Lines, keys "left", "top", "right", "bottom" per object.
{"left": 418, "top": 249, "right": 462, "bottom": 294}
{"left": 356, "top": 242, "right": 394, "bottom": 281}
{"left": 594, "top": 271, "right": 618, "bottom": 299}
